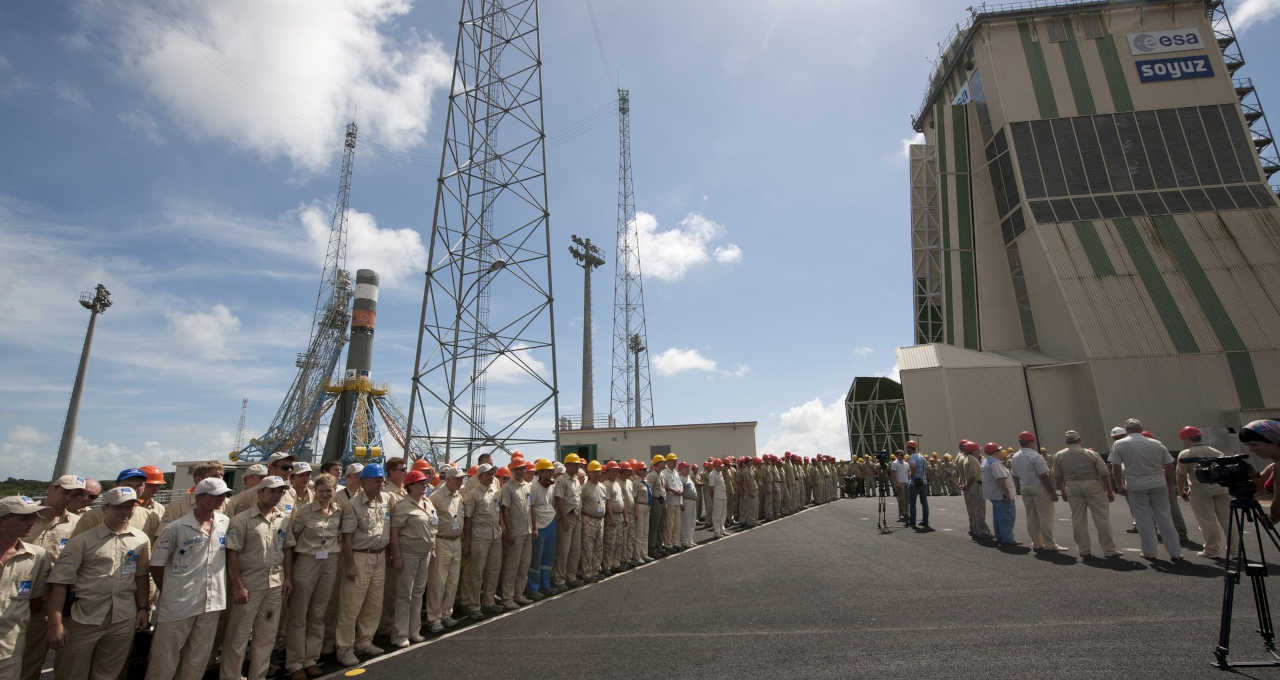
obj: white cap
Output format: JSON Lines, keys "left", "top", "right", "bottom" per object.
{"left": 0, "top": 496, "right": 47, "bottom": 517}
{"left": 477, "top": 463, "right": 494, "bottom": 475}
{"left": 195, "top": 478, "right": 233, "bottom": 497}
{"left": 442, "top": 466, "right": 465, "bottom": 479}
{"left": 54, "top": 475, "right": 86, "bottom": 490}
{"left": 293, "top": 462, "right": 312, "bottom": 474}
{"left": 102, "top": 486, "right": 138, "bottom": 505}
{"left": 344, "top": 463, "right": 365, "bottom": 477}
{"left": 245, "top": 464, "right": 268, "bottom": 477}
{"left": 1110, "top": 426, "right": 1126, "bottom": 437}
{"left": 267, "top": 452, "right": 296, "bottom": 465}
{"left": 258, "top": 476, "right": 288, "bottom": 490}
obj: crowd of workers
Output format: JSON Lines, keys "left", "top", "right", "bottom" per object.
{"left": 0, "top": 449, "right": 849, "bottom": 679}
{"left": 850, "top": 418, "right": 1280, "bottom": 564}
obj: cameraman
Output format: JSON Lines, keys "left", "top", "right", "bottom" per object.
{"left": 1240, "top": 420, "right": 1280, "bottom": 525}
{"left": 1176, "top": 426, "right": 1229, "bottom": 558}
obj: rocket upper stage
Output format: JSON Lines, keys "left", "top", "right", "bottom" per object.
{"left": 352, "top": 269, "right": 379, "bottom": 331}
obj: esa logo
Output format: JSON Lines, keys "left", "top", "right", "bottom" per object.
{"left": 1127, "top": 28, "right": 1202, "bottom": 55}
{"left": 1136, "top": 55, "right": 1213, "bottom": 83}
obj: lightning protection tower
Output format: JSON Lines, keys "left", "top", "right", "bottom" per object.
{"left": 406, "top": 0, "right": 560, "bottom": 467}
{"left": 609, "top": 88, "right": 654, "bottom": 427}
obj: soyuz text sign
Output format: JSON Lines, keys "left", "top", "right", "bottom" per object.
{"left": 1126, "top": 28, "right": 1202, "bottom": 55}
{"left": 1135, "top": 55, "right": 1213, "bottom": 83}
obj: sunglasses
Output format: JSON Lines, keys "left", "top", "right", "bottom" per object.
{"left": 277, "top": 465, "right": 294, "bottom": 472}
{"left": 86, "top": 494, "right": 100, "bottom": 501}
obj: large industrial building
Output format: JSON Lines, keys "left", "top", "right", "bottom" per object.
{"left": 898, "top": 0, "right": 1280, "bottom": 454}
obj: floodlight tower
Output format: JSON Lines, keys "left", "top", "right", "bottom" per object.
{"left": 53, "top": 283, "right": 112, "bottom": 479}
{"left": 406, "top": 0, "right": 560, "bottom": 466}
{"left": 610, "top": 88, "right": 654, "bottom": 427}
{"left": 570, "top": 235, "right": 605, "bottom": 429}
{"left": 628, "top": 333, "right": 645, "bottom": 429}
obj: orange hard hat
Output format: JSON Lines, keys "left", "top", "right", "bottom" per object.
{"left": 495, "top": 466, "right": 511, "bottom": 479}
{"left": 605, "top": 460, "right": 620, "bottom": 471}
{"left": 412, "top": 459, "right": 432, "bottom": 472}
{"left": 404, "top": 470, "right": 428, "bottom": 486}
{"left": 140, "top": 465, "right": 166, "bottom": 485}
{"left": 467, "top": 465, "right": 479, "bottom": 476}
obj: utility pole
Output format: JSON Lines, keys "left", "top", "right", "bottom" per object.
{"left": 610, "top": 88, "right": 654, "bottom": 427}
{"left": 570, "top": 235, "right": 605, "bottom": 429}
{"left": 53, "top": 283, "right": 112, "bottom": 479}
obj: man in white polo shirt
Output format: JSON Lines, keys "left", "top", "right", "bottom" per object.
{"left": 145, "top": 477, "right": 233, "bottom": 680}
{"left": 1111, "top": 418, "right": 1183, "bottom": 561}
{"left": 1009, "top": 431, "right": 1064, "bottom": 551}
{"left": 889, "top": 452, "right": 909, "bottom": 523}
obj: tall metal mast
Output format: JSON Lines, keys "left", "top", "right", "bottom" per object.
{"left": 233, "top": 398, "right": 248, "bottom": 452}
{"left": 52, "top": 283, "right": 112, "bottom": 478}
{"left": 609, "top": 89, "right": 654, "bottom": 427}
{"left": 406, "top": 0, "right": 560, "bottom": 466}
{"left": 239, "top": 123, "right": 356, "bottom": 462}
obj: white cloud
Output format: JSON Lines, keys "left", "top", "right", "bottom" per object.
{"left": 166, "top": 304, "right": 242, "bottom": 360}
{"left": 1, "top": 425, "right": 236, "bottom": 482}
{"left": 900, "top": 131, "right": 925, "bottom": 159}
{"left": 301, "top": 205, "right": 427, "bottom": 288}
{"left": 1232, "top": 0, "right": 1280, "bottom": 31}
{"left": 633, "top": 211, "right": 741, "bottom": 281}
{"left": 761, "top": 395, "right": 848, "bottom": 456}
{"left": 725, "top": 364, "right": 751, "bottom": 378}
{"left": 652, "top": 347, "right": 718, "bottom": 376}
{"left": 484, "top": 344, "right": 549, "bottom": 384}
{"left": 91, "top": 0, "right": 453, "bottom": 171}
{"left": 55, "top": 84, "right": 90, "bottom": 110}
{"left": 875, "top": 362, "right": 901, "bottom": 382}
{"left": 853, "top": 346, "right": 873, "bottom": 357}
{"left": 119, "top": 109, "right": 165, "bottom": 144}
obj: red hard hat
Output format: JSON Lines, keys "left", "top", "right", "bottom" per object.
{"left": 1179, "top": 426, "right": 1202, "bottom": 440}
{"left": 404, "top": 470, "right": 428, "bottom": 486}
{"left": 1018, "top": 431, "right": 1035, "bottom": 442}
{"left": 983, "top": 442, "right": 1000, "bottom": 454}
{"left": 958, "top": 439, "right": 971, "bottom": 449}
{"left": 495, "top": 466, "right": 511, "bottom": 479}
{"left": 605, "top": 460, "right": 620, "bottom": 471}
{"left": 964, "top": 441, "right": 980, "bottom": 453}
{"left": 906, "top": 440, "right": 918, "bottom": 450}
{"left": 1142, "top": 431, "right": 1155, "bottom": 439}
{"left": 677, "top": 461, "right": 690, "bottom": 470}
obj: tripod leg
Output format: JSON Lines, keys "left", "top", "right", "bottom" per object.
{"left": 1247, "top": 504, "right": 1279, "bottom": 657}
{"left": 1216, "top": 504, "right": 1246, "bottom": 668}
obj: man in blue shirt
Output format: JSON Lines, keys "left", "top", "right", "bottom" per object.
{"left": 906, "top": 442, "right": 931, "bottom": 530}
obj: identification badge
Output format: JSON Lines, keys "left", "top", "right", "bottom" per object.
{"left": 597, "top": 498, "right": 606, "bottom": 514}
{"left": 429, "top": 515, "right": 438, "bottom": 528}
{"left": 122, "top": 563, "right": 136, "bottom": 576}
{"left": 16, "top": 580, "right": 32, "bottom": 597}
{"left": 275, "top": 529, "right": 286, "bottom": 551}
{"left": 58, "top": 538, "right": 67, "bottom": 549}
{"left": 451, "top": 518, "right": 462, "bottom": 533}
{"left": 315, "top": 550, "right": 329, "bottom": 560}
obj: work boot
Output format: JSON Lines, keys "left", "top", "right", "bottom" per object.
{"left": 356, "top": 643, "right": 384, "bottom": 656}
{"left": 410, "top": 633, "right": 427, "bottom": 643}
{"left": 482, "top": 604, "right": 505, "bottom": 616}
{"left": 337, "top": 649, "right": 360, "bottom": 667}
{"left": 390, "top": 638, "right": 410, "bottom": 649}
{"left": 442, "top": 616, "right": 459, "bottom": 628}
{"left": 429, "top": 621, "right": 445, "bottom": 634}
{"left": 515, "top": 595, "right": 533, "bottom": 605}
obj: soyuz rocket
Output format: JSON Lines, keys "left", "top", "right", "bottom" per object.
{"left": 321, "top": 269, "right": 379, "bottom": 464}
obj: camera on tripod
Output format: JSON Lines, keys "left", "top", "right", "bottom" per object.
{"left": 873, "top": 450, "right": 892, "bottom": 466}
{"left": 1183, "top": 454, "right": 1254, "bottom": 497}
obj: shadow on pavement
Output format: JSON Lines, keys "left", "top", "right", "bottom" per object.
{"left": 1081, "top": 555, "right": 1147, "bottom": 571}
{"left": 1033, "top": 550, "right": 1077, "bottom": 566}
{"left": 1152, "top": 560, "right": 1222, "bottom": 578}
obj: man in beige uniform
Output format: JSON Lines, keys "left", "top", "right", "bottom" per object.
{"left": 1054, "top": 431, "right": 1119, "bottom": 558}
{"left": 1176, "top": 426, "right": 1231, "bottom": 559}
{"left": 630, "top": 461, "right": 650, "bottom": 564}
{"left": 146, "top": 478, "right": 233, "bottom": 680}
{"left": 958, "top": 442, "right": 991, "bottom": 538}
{"left": 224, "top": 464, "right": 269, "bottom": 519}
{"left": 498, "top": 460, "right": 534, "bottom": 609}
{"left": 551, "top": 454, "right": 584, "bottom": 591}
{"left": 46, "top": 486, "right": 150, "bottom": 680}
{"left": 73, "top": 468, "right": 161, "bottom": 541}
{"left": 22, "top": 474, "right": 88, "bottom": 680}
{"left": 378, "top": 457, "right": 407, "bottom": 635}
{"left": 0, "top": 496, "right": 52, "bottom": 679}
{"left": 463, "top": 464, "right": 504, "bottom": 618}
{"left": 578, "top": 461, "right": 607, "bottom": 580}
{"left": 221, "top": 476, "right": 289, "bottom": 680}
{"left": 336, "top": 464, "right": 393, "bottom": 666}
{"left": 426, "top": 468, "right": 466, "bottom": 633}
{"left": 644, "top": 456, "right": 666, "bottom": 556}
{"left": 161, "top": 462, "right": 224, "bottom": 532}
{"left": 739, "top": 459, "right": 759, "bottom": 529}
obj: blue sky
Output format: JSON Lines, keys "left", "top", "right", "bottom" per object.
{"left": 4, "top": 0, "right": 1280, "bottom": 480}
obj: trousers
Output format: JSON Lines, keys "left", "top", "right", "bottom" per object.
{"left": 712, "top": 494, "right": 727, "bottom": 537}
{"left": 53, "top": 616, "right": 134, "bottom": 680}
{"left": 426, "top": 537, "right": 461, "bottom": 624}
{"left": 894, "top": 484, "right": 908, "bottom": 519}
{"left": 220, "top": 586, "right": 283, "bottom": 680}
{"left": 908, "top": 481, "right": 929, "bottom": 526}
{"left": 1064, "top": 480, "right": 1115, "bottom": 556}
{"left": 647, "top": 502, "right": 664, "bottom": 553}
{"left": 680, "top": 500, "right": 696, "bottom": 547}
{"left": 963, "top": 483, "right": 990, "bottom": 536}
{"left": 528, "top": 523, "right": 556, "bottom": 593}
{"left": 1020, "top": 487, "right": 1056, "bottom": 548}
{"left": 466, "top": 533, "right": 502, "bottom": 611}
{"left": 336, "top": 551, "right": 385, "bottom": 649}
{"left": 1129, "top": 485, "right": 1181, "bottom": 559}
{"left": 662, "top": 503, "right": 681, "bottom": 547}
{"left": 552, "top": 512, "right": 581, "bottom": 585}
{"left": 1188, "top": 490, "right": 1230, "bottom": 556}
{"left": 579, "top": 515, "right": 604, "bottom": 577}
{"left": 603, "top": 515, "right": 624, "bottom": 569}
{"left": 991, "top": 499, "right": 1016, "bottom": 543}
{"left": 394, "top": 553, "right": 431, "bottom": 641}
{"left": 633, "top": 504, "right": 650, "bottom": 560}
{"left": 500, "top": 534, "right": 532, "bottom": 605}
{"left": 286, "top": 553, "right": 337, "bottom": 671}
{"left": 145, "top": 610, "right": 220, "bottom": 680}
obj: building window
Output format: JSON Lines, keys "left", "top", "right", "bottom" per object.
{"left": 1045, "top": 17, "right": 1070, "bottom": 43}
{"left": 1079, "top": 14, "right": 1105, "bottom": 39}
{"left": 1006, "top": 243, "right": 1039, "bottom": 349}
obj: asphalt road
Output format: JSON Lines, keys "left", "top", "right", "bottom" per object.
{"left": 320, "top": 494, "right": 1279, "bottom": 680}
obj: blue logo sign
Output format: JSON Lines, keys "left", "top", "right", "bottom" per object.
{"left": 1136, "top": 55, "right": 1213, "bottom": 83}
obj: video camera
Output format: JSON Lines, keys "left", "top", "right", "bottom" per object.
{"left": 1183, "top": 454, "right": 1254, "bottom": 497}
{"left": 873, "top": 450, "right": 892, "bottom": 467}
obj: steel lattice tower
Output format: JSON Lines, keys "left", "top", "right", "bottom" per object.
{"left": 609, "top": 89, "right": 654, "bottom": 427}
{"left": 406, "top": 0, "right": 560, "bottom": 467}
{"left": 239, "top": 123, "right": 356, "bottom": 463}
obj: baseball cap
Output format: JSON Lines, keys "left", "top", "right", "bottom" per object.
{"left": 267, "top": 452, "right": 296, "bottom": 465}
{"left": 442, "top": 466, "right": 466, "bottom": 479}
{"left": 344, "top": 463, "right": 365, "bottom": 477}
{"left": 477, "top": 463, "right": 494, "bottom": 475}
{"left": 258, "top": 476, "right": 288, "bottom": 490}
{"left": 102, "top": 487, "right": 138, "bottom": 505}
{"left": 194, "top": 477, "right": 233, "bottom": 497}
{"left": 245, "top": 464, "right": 268, "bottom": 477}
{"left": 116, "top": 468, "right": 147, "bottom": 482}
{"left": 293, "top": 462, "right": 312, "bottom": 474}
{"left": 0, "top": 496, "right": 47, "bottom": 518}
{"left": 54, "top": 475, "right": 86, "bottom": 490}
{"left": 1110, "top": 426, "right": 1126, "bottom": 437}
{"left": 1064, "top": 430, "right": 1082, "bottom": 442}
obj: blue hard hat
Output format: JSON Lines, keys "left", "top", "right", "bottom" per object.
{"left": 360, "top": 463, "right": 385, "bottom": 479}
{"left": 116, "top": 468, "right": 147, "bottom": 482}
